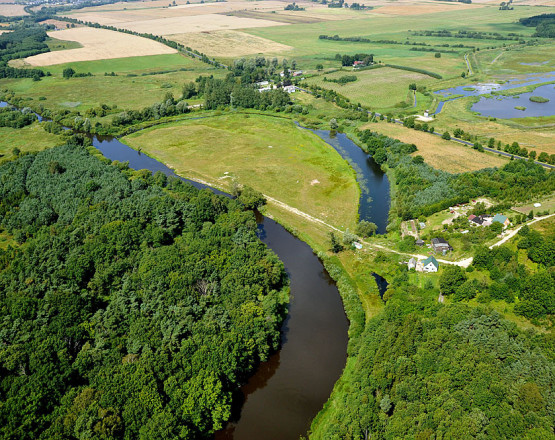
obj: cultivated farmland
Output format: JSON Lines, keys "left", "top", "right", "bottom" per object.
{"left": 23, "top": 27, "right": 176, "bottom": 66}
{"left": 0, "top": 3, "right": 27, "bottom": 16}
{"left": 167, "top": 30, "right": 292, "bottom": 57}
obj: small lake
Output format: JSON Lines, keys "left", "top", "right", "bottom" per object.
{"left": 434, "top": 71, "right": 555, "bottom": 118}
{"left": 472, "top": 83, "right": 555, "bottom": 119}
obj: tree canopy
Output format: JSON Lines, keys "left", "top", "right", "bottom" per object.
{"left": 0, "top": 143, "right": 289, "bottom": 439}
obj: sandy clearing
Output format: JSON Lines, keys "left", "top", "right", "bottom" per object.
{"left": 0, "top": 3, "right": 27, "bottom": 16}
{"left": 167, "top": 30, "right": 291, "bottom": 57}
{"left": 81, "top": 14, "right": 288, "bottom": 36}
{"left": 24, "top": 27, "right": 176, "bottom": 66}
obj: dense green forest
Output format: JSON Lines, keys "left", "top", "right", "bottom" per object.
{"left": 0, "top": 142, "right": 289, "bottom": 439}
{"left": 357, "top": 129, "right": 555, "bottom": 219}
{"left": 0, "top": 27, "right": 49, "bottom": 80}
{"left": 315, "top": 284, "right": 555, "bottom": 439}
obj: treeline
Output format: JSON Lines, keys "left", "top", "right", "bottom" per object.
{"left": 356, "top": 129, "right": 555, "bottom": 219}
{"left": 111, "top": 91, "right": 192, "bottom": 126}
{"left": 313, "top": 281, "right": 554, "bottom": 438}
{"left": 384, "top": 63, "right": 442, "bottom": 79}
{"left": 0, "top": 142, "right": 288, "bottom": 439}
{"left": 519, "top": 13, "right": 555, "bottom": 38}
{"left": 411, "top": 29, "right": 527, "bottom": 41}
{"left": 0, "top": 27, "right": 49, "bottom": 80}
{"left": 336, "top": 53, "right": 374, "bottom": 66}
{"left": 323, "top": 74, "right": 357, "bottom": 85}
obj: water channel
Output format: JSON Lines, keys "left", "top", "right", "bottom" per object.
{"left": 2, "top": 102, "right": 390, "bottom": 439}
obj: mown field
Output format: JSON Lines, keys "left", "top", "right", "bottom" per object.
{"left": 122, "top": 113, "right": 360, "bottom": 229}
{"left": 22, "top": 27, "right": 176, "bottom": 66}
{"left": 3, "top": 53, "right": 219, "bottom": 112}
{"left": 364, "top": 121, "right": 510, "bottom": 172}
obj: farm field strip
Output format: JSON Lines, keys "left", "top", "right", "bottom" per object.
{"left": 23, "top": 27, "right": 177, "bottom": 66}
{"left": 167, "top": 30, "right": 292, "bottom": 57}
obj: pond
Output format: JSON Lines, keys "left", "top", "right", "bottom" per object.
{"left": 433, "top": 71, "right": 555, "bottom": 118}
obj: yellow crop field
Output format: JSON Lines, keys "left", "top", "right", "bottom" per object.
{"left": 167, "top": 30, "right": 292, "bottom": 57}
{"left": 0, "top": 3, "right": 27, "bottom": 16}
{"left": 23, "top": 27, "right": 177, "bottom": 66}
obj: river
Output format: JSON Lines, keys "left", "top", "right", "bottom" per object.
{"left": 2, "top": 103, "right": 390, "bottom": 439}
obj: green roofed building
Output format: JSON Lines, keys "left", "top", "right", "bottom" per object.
{"left": 492, "top": 214, "right": 510, "bottom": 227}
{"left": 421, "top": 256, "right": 439, "bottom": 273}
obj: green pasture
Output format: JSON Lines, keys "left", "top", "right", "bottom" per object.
{"left": 475, "top": 43, "right": 555, "bottom": 76}
{"left": 3, "top": 54, "right": 220, "bottom": 112}
{"left": 305, "top": 67, "right": 439, "bottom": 112}
{"left": 0, "top": 123, "right": 62, "bottom": 158}
{"left": 245, "top": 5, "right": 550, "bottom": 75}
{"left": 122, "top": 113, "right": 360, "bottom": 229}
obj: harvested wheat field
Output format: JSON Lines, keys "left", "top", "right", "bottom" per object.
{"left": 64, "top": 0, "right": 287, "bottom": 24}
{"left": 24, "top": 27, "right": 176, "bottom": 66}
{"left": 65, "top": 13, "right": 287, "bottom": 35}
{"left": 168, "top": 30, "right": 291, "bottom": 57}
{"left": 0, "top": 3, "right": 27, "bottom": 16}
{"left": 362, "top": 122, "right": 509, "bottom": 173}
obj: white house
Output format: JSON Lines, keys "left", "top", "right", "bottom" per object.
{"left": 421, "top": 256, "right": 439, "bottom": 273}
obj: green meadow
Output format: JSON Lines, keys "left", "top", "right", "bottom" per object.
{"left": 3, "top": 53, "right": 220, "bottom": 112}
{"left": 0, "top": 123, "right": 61, "bottom": 158}
{"left": 122, "top": 113, "right": 360, "bottom": 229}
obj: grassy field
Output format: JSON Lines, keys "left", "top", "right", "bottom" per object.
{"left": 475, "top": 43, "right": 555, "bottom": 76}
{"left": 363, "top": 121, "right": 510, "bottom": 172}
{"left": 306, "top": 67, "right": 439, "bottom": 112}
{"left": 245, "top": 5, "right": 550, "bottom": 73}
{"left": 0, "top": 124, "right": 62, "bottom": 158}
{"left": 3, "top": 53, "right": 218, "bottom": 112}
{"left": 122, "top": 113, "right": 360, "bottom": 229}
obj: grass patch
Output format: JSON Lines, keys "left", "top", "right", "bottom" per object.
{"left": 514, "top": 106, "right": 526, "bottom": 111}
{"left": 46, "top": 37, "right": 82, "bottom": 52}
{"left": 122, "top": 113, "right": 360, "bottom": 229}
{"left": 529, "top": 95, "right": 549, "bottom": 103}
{"left": 0, "top": 124, "right": 62, "bottom": 158}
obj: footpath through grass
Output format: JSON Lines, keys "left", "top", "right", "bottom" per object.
{"left": 122, "top": 113, "right": 360, "bottom": 229}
